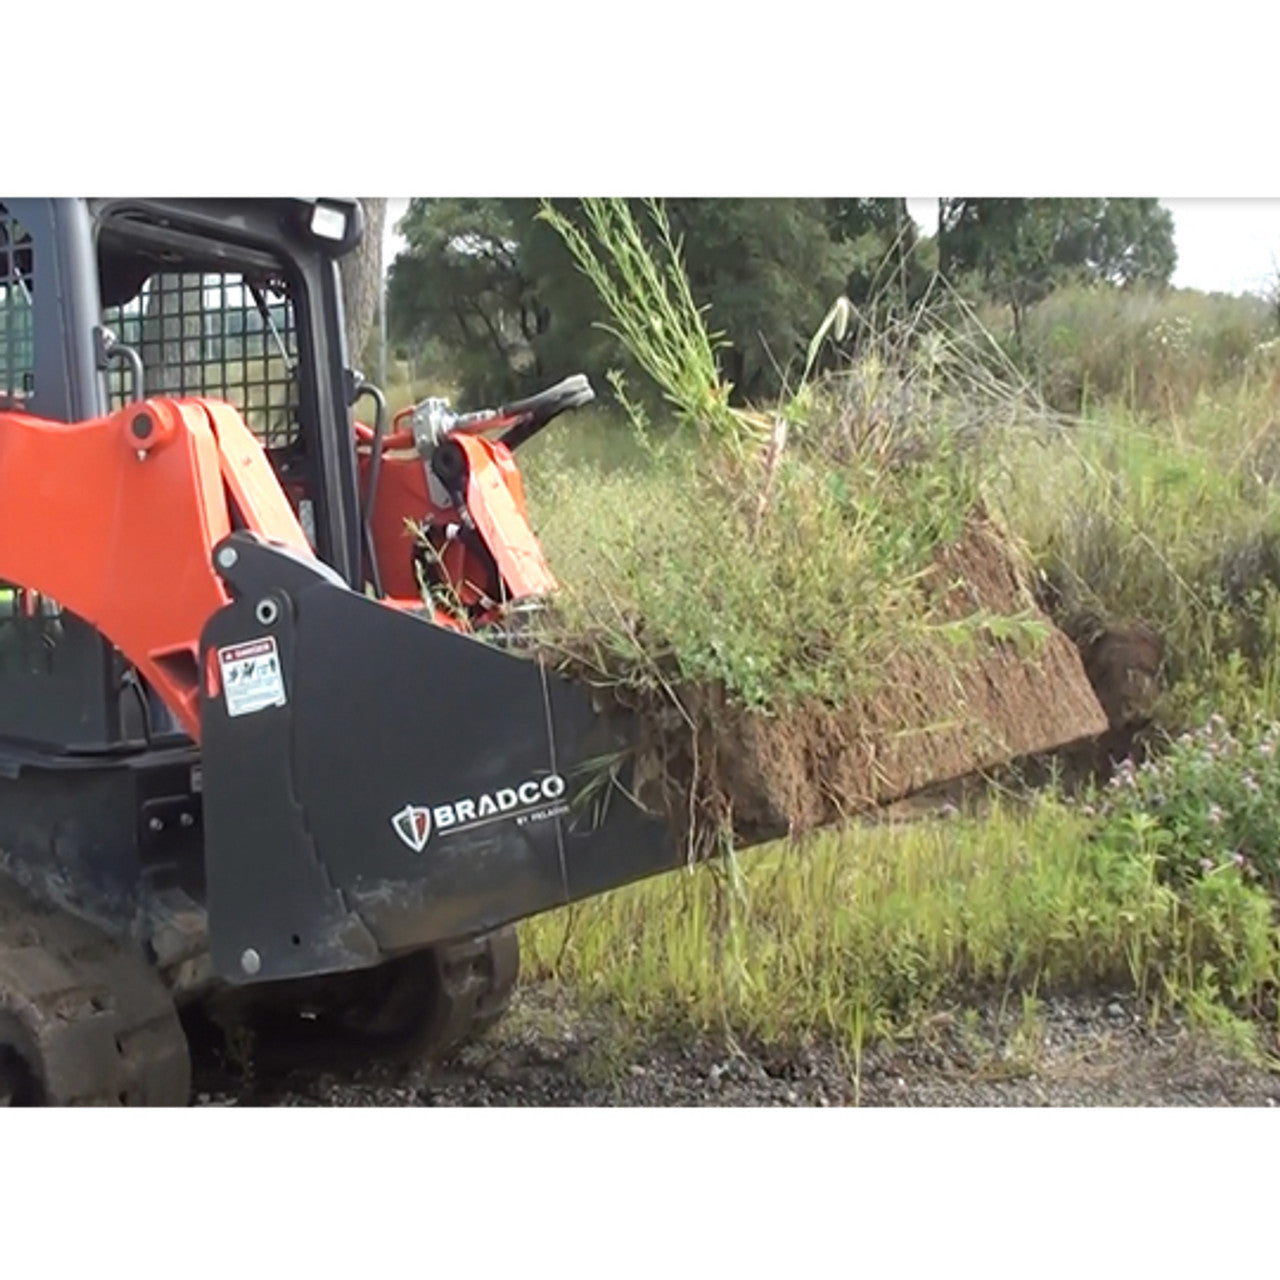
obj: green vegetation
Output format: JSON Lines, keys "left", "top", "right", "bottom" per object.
{"left": 527, "top": 201, "right": 993, "bottom": 713}
{"left": 389, "top": 198, "right": 1280, "bottom": 1066}
{"left": 521, "top": 710, "right": 1280, "bottom": 1065}
{"left": 528, "top": 438, "right": 980, "bottom": 711}
{"left": 995, "top": 288, "right": 1280, "bottom": 728}
{"left": 387, "top": 197, "right": 1174, "bottom": 405}
{"left": 937, "top": 198, "right": 1177, "bottom": 338}
{"left": 1096, "top": 715, "right": 1280, "bottom": 894}
{"left": 1006, "top": 282, "right": 1274, "bottom": 414}
{"left": 521, "top": 792, "right": 1279, "bottom": 1064}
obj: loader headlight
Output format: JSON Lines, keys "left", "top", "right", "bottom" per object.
{"left": 309, "top": 201, "right": 349, "bottom": 243}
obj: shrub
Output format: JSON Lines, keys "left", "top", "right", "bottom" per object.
{"left": 1090, "top": 713, "right": 1280, "bottom": 893}
{"left": 993, "top": 284, "right": 1277, "bottom": 417}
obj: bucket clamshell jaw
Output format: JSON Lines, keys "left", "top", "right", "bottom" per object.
{"left": 199, "top": 532, "right": 674, "bottom": 985}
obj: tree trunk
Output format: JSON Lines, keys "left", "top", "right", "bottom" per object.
{"left": 338, "top": 198, "right": 387, "bottom": 371}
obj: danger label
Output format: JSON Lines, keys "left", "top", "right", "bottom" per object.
{"left": 217, "top": 637, "right": 286, "bottom": 718}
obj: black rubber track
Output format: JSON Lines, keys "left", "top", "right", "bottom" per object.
{"left": 0, "top": 877, "right": 191, "bottom": 1106}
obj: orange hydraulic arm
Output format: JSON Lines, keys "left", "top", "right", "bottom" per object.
{"left": 0, "top": 398, "right": 311, "bottom": 742}
{"left": 355, "top": 420, "right": 557, "bottom": 618}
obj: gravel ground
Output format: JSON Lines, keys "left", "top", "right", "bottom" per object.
{"left": 193, "top": 981, "right": 1280, "bottom": 1107}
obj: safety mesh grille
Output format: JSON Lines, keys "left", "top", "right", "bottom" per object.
{"left": 102, "top": 271, "right": 301, "bottom": 449}
{"left": 0, "top": 205, "right": 35, "bottom": 408}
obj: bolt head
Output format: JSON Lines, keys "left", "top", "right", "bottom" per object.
{"left": 148, "top": 816, "right": 164, "bottom": 832}
{"left": 217, "top": 546, "right": 238, "bottom": 570}
{"left": 240, "top": 948, "right": 262, "bottom": 976}
{"left": 179, "top": 812, "right": 195, "bottom": 828}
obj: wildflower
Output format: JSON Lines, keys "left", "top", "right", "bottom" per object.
{"left": 1232, "top": 850, "right": 1247, "bottom": 868}
{"left": 1207, "top": 803, "right": 1224, "bottom": 826}
{"left": 1200, "top": 857, "right": 1214, "bottom": 873}
{"left": 1110, "top": 759, "right": 1136, "bottom": 789}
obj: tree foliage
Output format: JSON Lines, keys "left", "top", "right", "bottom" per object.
{"left": 386, "top": 199, "right": 548, "bottom": 400}
{"left": 937, "top": 198, "right": 1176, "bottom": 335}
{"left": 385, "top": 197, "right": 1178, "bottom": 405}
{"left": 388, "top": 198, "right": 934, "bottom": 404}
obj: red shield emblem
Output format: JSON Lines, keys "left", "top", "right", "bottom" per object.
{"left": 391, "top": 804, "right": 432, "bottom": 853}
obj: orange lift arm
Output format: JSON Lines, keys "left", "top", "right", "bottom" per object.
{"left": 0, "top": 398, "right": 311, "bottom": 741}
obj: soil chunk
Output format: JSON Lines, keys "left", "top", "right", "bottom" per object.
{"left": 617, "top": 516, "right": 1109, "bottom": 852}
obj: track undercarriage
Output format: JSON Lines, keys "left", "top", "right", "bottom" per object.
{"left": 0, "top": 870, "right": 519, "bottom": 1105}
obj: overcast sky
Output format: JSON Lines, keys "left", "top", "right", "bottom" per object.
{"left": 384, "top": 199, "right": 1280, "bottom": 299}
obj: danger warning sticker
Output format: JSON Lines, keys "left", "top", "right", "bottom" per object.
{"left": 217, "top": 637, "right": 287, "bottom": 718}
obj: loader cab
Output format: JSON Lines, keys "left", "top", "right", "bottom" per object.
{"left": 0, "top": 197, "right": 369, "bottom": 756}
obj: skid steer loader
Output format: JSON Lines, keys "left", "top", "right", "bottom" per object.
{"left": 0, "top": 197, "right": 694, "bottom": 1104}
{"left": 0, "top": 198, "right": 1106, "bottom": 1105}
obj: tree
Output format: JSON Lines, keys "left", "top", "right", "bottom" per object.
{"left": 827, "top": 197, "right": 938, "bottom": 326}
{"left": 1076, "top": 199, "right": 1177, "bottom": 287}
{"left": 387, "top": 198, "right": 884, "bottom": 405}
{"left": 663, "top": 199, "right": 859, "bottom": 399}
{"left": 339, "top": 197, "right": 387, "bottom": 369}
{"left": 387, "top": 198, "right": 549, "bottom": 402}
{"left": 937, "top": 198, "right": 1176, "bottom": 337}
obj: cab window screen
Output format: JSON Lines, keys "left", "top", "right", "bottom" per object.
{"left": 0, "top": 205, "right": 35, "bottom": 408}
{"left": 102, "top": 271, "right": 300, "bottom": 450}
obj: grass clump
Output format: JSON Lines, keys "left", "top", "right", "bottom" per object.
{"left": 529, "top": 424, "right": 981, "bottom": 711}
{"left": 999, "top": 370, "right": 1280, "bottom": 728}
{"left": 530, "top": 201, "right": 1054, "bottom": 716}
{"left": 525, "top": 201, "right": 1106, "bottom": 854}
{"left": 537, "top": 198, "right": 768, "bottom": 458}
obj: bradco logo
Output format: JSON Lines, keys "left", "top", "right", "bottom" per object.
{"left": 390, "top": 773, "right": 568, "bottom": 852}
{"left": 391, "top": 805, "right": 432, "bottom": 853}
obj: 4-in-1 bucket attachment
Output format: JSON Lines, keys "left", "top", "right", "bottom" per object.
{"left": 200, "top": 533, "right": 676, "bottom": 986}
{"left": 200, "top": 508, "right": 1114, "bottom": 989}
